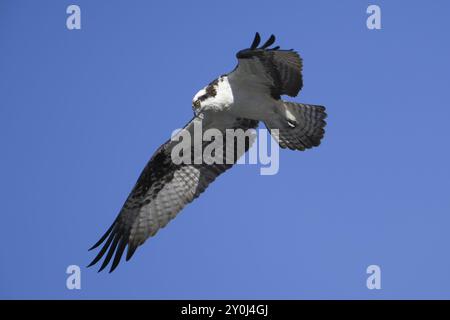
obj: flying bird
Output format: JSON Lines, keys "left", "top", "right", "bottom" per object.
{"left": 88, "top": 32, "right": 327, "bottom": 272}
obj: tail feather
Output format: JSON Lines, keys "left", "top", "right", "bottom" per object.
{"left": 265, "top": 102, "right": 327, "bottom": 151}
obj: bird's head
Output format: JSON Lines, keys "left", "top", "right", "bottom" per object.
{"left": 192, "top": 97, "right": 202, "bottom": 113}
{"left": 192, "top": 86, "right": 208, "bottom": 114}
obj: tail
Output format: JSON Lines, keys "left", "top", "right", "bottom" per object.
{"left": 264, "top": 102, "right": 327, "bottom": 151}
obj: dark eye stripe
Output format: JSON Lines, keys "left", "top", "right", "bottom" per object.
{"left": 198, "top": 78, "right": 218, "bottom": 102}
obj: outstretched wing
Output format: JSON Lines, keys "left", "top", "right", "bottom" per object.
{"left": 88, "top": 113, "right": 258, "bottom": 272}
{"left": 228, "top": 32, "right": 303, "bottom": 99}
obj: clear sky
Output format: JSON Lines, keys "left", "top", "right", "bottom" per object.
{"left": 1, "top": 0, "right": 450, "bottom": 299}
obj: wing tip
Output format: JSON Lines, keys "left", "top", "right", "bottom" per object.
{"left": 261, "top": 34, "right": 276, "bottom": 49}
{"left": 88, "top": 222, "right": 130, "bottom": 273}
{"left": 237, "top": 32, "right": 279, "bottom": 59}
{"left": 88, "top": 238, "right": 137, "bottom": 273}
{"left": 88, "top": 220, "right": 116, "bottom": 251}
{"left": 250, "top": 32, "right": 261, "bottom": 49}
{"left": 126, "top": 245, "right": 137, "bottom": 261}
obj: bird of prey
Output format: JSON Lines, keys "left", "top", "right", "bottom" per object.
{"left": 88, "top": 32, "right": 327, "bottom": 272}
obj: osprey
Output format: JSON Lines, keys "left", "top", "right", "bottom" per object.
{"left": 89, "top": 33, "right": 327, "bottom": 272}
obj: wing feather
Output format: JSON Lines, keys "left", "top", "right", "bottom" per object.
{"left": 89, "top": 114, "right": 258, "bottom": 272}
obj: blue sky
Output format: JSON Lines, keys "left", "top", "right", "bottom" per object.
{"left": 1, "top": 0, "right": 450, "bottom": 299}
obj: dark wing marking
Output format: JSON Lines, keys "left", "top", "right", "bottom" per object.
{"left": 88, "top": 114, "right": 258, "bottom": 272}
{"left": 250, "top": 32, "right": 261, "bottom": 49}
{"left": 265, "top": 102, "right": 327, "bottom": 151}
{"left": 229, "top": 32, "right": 303, "bottom": 99}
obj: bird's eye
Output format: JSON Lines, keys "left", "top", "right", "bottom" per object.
{"left": 193, "top": 100, "right": 201, "bottom": 108}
